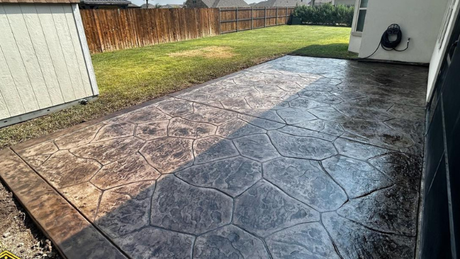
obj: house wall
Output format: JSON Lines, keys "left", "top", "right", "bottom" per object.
{"left": 427, "top": 0, "right": 460, "bottom": 101}
{"left": 0, "top": 3, "right": 97, "bottom": 125}
{"left": 348, "top": 34, "right": 361, "bottom": 53}
{"left": 357, "top": 0, "right": 448, "bottom": 63}
{"left": 332, "top": 0, "right": 354, "bottom": 6}
{"left": 347, "top": 0, "right": 361, "bottom": 53}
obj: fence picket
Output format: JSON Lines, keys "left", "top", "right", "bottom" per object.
{"left": 80, "top": 7, "right": 294, "bottom": 53}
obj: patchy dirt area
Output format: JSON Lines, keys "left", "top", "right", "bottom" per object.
{"left": 0, "top": 181, "right": 61, "bottom": 259}
{"left": 168, "top": 46, "right": 236, "bottom": 59}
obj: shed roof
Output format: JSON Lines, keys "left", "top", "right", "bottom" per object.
{"left": 0, "top": 0, "right": 79, "bottom": 3}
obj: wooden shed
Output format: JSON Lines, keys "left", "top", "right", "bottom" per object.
{"left": 0, "top": 0, "right": 98, "bottom": 127}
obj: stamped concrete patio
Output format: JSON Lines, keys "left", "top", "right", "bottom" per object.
{"left": 0, "top": 56, "right": 427, "bottom": 258}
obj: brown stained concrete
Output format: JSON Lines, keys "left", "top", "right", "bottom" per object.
{"left": 0, "top": 56, "right": 427, "bottom": 259}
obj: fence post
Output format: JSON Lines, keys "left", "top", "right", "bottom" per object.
{"left": 218, "top": 8, "right": 222, "bottom": 34}
{"left": 264, "top": 7, "right": 266, "bottom": 27}
{"left": 286, "top": 6, "right": 288, "bottom": 24}
{"left": 276, "top": 7, "right": 278, "bottom": 25}
{"left": 236, "top": 8, "right": 238, "bottom": 32}
{"left": 251, "top": 7, "right": 253, "bottom": 30}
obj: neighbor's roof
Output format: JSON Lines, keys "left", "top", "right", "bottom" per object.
{"left": 254, "top": 0, "right": 307, "bottom": 7}
{"left": 80, "top": 0, "right": 131, "bottom": 5}
{"left": 201, "top": 0, "right": 249, "bottom": 8}
{"left": 0, "top": 0, "right": 79, "bottom": 3}
{"left": 140, "top": 3, "right": 155, "bottom": 8}
{"left": 161, "top": 3, "right": 182, "bottom": 7}
{"left": 213, "top": 0, "right": 249, "bottom": 7}
{"left": 253, "top": 0, "right": 332, "bottom": 6}
{"left": 309, "top": 0, "right": 332, "bottom": 4}
{"left": 200, "top": 0, "right": 214, "bottom": 7}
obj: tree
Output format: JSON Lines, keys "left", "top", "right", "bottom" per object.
{"left": 310, "top": 0, "right": 315, "bottom": 6}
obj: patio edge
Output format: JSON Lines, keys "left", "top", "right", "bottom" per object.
{"left": 0, "top": 148, "right": 128, "bottom": 259}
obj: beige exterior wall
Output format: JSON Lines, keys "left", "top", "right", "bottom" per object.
{"left": 0, "top": 4, "right": 97, "bottom": 123}
{"left": 349, "top": 0, "right": 448, "bottom": 63}
{"left": 332, "top": 0, "right": 354, "bottom": 6}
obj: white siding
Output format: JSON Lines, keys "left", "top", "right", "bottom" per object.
{"left": 21, "top": 4, "right": 65, "bottom": 105}
{"left": 8, "top": 4, "right": 53, "bottom": 109}
{"left": 348, "top": 34, "right": 361, "bottom": 53}
{"left": 51, "top": 5, "right": 87, "bottom": 100}
{"left": 0, "top": 40, "right": 25, "bottom": 117}
{"left": 64, "top": 5, "right": 93, "bottom": 97}
{"left": 0, "top": 3, "right": 97, "bottom": 121}
{"left": 35, "top": 4, "right": 77, "bottom": 103}
{"left": 73, "top": 6, "right": 99, "bottom": 96}
{"left": 0, "top": 5, "right": 40, "bottom": 115}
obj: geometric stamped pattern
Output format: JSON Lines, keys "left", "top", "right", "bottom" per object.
{"left": 1, "top": 56, "right": 428, "bottom": 258}
{"left": 265, "top": 222, "right": 341, "bottom": 259}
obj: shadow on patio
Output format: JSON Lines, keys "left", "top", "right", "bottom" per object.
{"left": 290, "top": 43, "right": 356, "bottom": 59}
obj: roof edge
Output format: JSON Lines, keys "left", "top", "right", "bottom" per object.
{"left": 0, "top": 0, "right": 80, "bottom": 4}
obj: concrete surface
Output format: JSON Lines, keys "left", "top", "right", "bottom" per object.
{"left": 0, "top": 56, "right": 428, "bottom": 259}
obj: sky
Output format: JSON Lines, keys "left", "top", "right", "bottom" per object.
{"left": 131, "top": 0, "right": 260, "bottom": 6}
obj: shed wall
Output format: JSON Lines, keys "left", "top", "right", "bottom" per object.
{"left": 0, "top": 3, "right": 96, "bottom": 122}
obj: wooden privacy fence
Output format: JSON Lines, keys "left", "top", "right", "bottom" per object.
{"left": 81, "top": 8, "right": 219, "bottom": 53}
{"left": 80, "top": 7, "right": 295, "bottom": 53}
{"left": 219, "top": 7, "right": 295, "bottom": 34}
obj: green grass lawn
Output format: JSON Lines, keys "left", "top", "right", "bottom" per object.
{"left": 0, "top": 25, "right": 355, "bottom": 148}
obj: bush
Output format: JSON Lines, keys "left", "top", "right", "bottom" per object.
{"left": 293, "top": 4, "right": 354, "bottom": 27}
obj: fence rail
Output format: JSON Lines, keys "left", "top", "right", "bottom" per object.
{"left": 80, "top": 7, "right": 295, "bottom": 54}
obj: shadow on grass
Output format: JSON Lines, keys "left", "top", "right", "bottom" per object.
{"left": 291, "top": 43, "right": 358, "bottom": 60}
